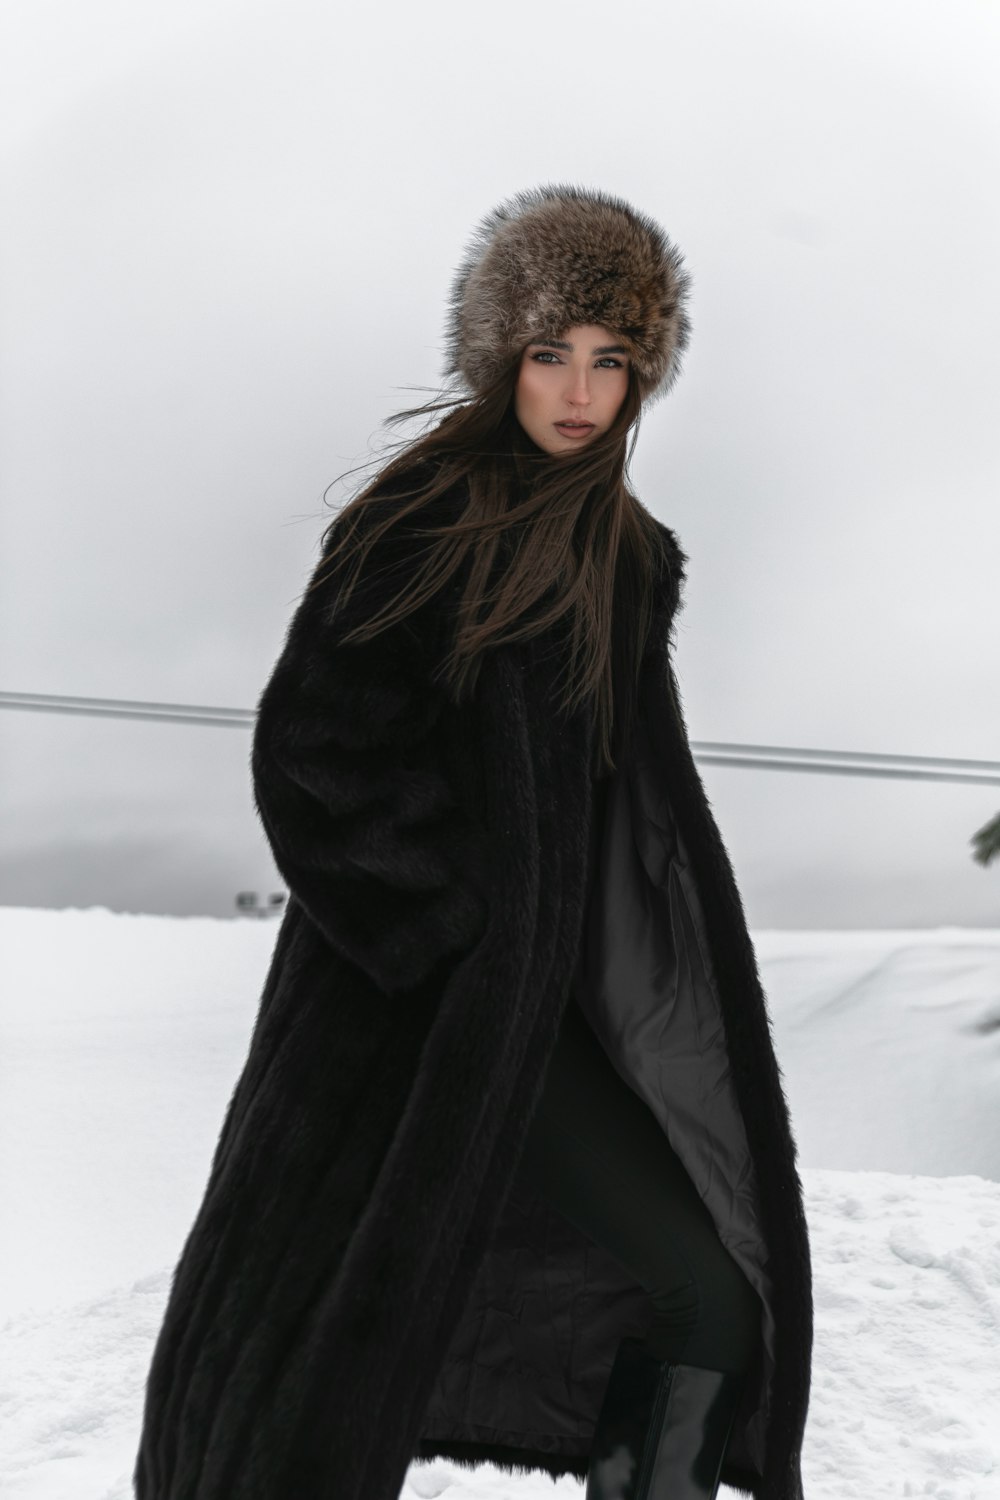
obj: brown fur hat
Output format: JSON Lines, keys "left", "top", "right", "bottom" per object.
{"left": 444, "top": 183, "right": 692, "bottom": 406}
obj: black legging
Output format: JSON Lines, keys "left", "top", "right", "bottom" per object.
{"left": 518, "top": 993, "right": 761, "bottom": 1377}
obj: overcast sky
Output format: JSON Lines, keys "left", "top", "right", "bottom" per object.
{"left": 1, "top": 0, "right": 998, "bottom": 928}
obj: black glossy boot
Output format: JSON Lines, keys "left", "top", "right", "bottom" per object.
{"left": 585, "top": 1337, "right": 745, "bottom": 1500}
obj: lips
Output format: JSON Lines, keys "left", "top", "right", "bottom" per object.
{"left": 554, "top": 421, "right": 595, "bottom": 437}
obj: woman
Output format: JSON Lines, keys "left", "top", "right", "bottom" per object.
{"left": 134, "top": 185, "right": 813, "bottom": 1500}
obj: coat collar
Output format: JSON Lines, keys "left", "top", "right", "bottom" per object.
{"left": 648, "top": 517, "right": 688, "bottom": 651}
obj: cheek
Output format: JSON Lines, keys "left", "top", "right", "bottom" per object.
{"left": 515, "top": 366, "right": 546, "bottom": 416}
{"left": 606, "top": 375, "right": 630, "bottom": 419}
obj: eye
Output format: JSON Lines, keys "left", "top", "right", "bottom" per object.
{"left": 596, "top": 357, "right": 624, "bottom": 369}
{"left": 530, "top": 350, "right": 561, "bottom": 364}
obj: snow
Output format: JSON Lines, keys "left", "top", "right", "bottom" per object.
{"left": 2, "top": 907, "right": 999, "bottom": 1498}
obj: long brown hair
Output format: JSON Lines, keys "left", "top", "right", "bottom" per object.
{"left": 311, "top": 356, "right": 666, "bottom": 777}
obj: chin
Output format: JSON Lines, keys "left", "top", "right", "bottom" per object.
{"left": 547, "top": 431, "right": 600, "bottom": 455}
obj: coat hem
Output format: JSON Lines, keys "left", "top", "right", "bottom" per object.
{"left": 414, "top": 1436, "right": 585, "bottom": 1482}
{"left": 413, "top": 1437, "right": 762, "bottom": 1496}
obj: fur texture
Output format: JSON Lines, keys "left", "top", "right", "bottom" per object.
{"left": 133, "top": 489, "right": 812, "bottom": 1500}
{"left": 444, "top": 183, "right": 693, "bottom": 404}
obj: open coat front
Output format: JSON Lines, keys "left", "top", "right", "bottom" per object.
{"left": 134, "top": 503, "right": 813, "bottom": 1500}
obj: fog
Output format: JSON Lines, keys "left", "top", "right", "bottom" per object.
{"left": 2, "top": 0, "right": 998, "bottom": 925}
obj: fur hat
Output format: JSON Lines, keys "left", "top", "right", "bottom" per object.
{"left": 444, "top": 183, "right": 692, "bottom": 406}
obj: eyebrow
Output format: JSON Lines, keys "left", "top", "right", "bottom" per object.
{"left": 529, "top": 339, "right": 629, "bottom": 356}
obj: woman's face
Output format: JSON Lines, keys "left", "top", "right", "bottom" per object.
{"left": 513, "top": 323, "right": 631, "bottom": 455}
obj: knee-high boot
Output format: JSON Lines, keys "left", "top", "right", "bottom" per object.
{"left": 585, "top": 1337, "right": 745, "bottom": 1500}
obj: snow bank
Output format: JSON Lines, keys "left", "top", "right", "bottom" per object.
{"left": 2, "top": 907, "right": 998, "bottom": 1497}
{"left": 2, "top": 1169, "right": 997, "bottom": 1499}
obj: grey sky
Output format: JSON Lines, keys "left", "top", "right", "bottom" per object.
{"left": 2, "top": 0, "right": 998, "bottom": 926}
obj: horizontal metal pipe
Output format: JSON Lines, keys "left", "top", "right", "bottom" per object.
{"left": 2, "top": 690, "right": 998, "bottom": 785}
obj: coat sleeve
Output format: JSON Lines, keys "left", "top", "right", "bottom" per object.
{"left": 250, "top": 512, "right": 493, "bottom": 998}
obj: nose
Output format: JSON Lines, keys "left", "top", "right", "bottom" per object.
{"left": 565, "top": 364, "right": 592, "bottom": 408}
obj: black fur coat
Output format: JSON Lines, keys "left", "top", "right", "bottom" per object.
{"left": 134, "top": 491, "right": 813, "bottom": 1500}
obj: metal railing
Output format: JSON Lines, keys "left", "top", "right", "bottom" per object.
{"left": 3, "top": 688, "right": 999, "bottom": 786}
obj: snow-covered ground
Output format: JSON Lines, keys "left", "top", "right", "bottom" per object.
{"left": 2, "top": 908, "right": 999, "bottom": 1499}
